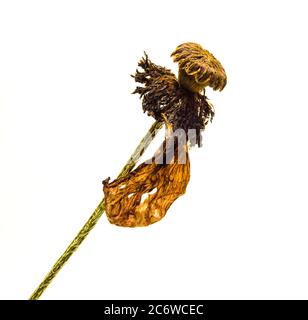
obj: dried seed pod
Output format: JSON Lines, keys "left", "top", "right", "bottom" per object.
{"left": 171, "top": 42, "right": 227, "bottom": 93}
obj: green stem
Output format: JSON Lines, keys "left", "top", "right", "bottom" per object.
{"left": 29, "top": 120, "right": 163, "bottom": 300}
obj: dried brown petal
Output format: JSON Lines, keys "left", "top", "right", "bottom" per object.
{"left": 103, "top": 138, "right": 190, "bottom": 227}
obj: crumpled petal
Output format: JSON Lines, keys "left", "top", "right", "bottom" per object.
{"left": 103, "top": 138, "right": 190, "bottom": 227}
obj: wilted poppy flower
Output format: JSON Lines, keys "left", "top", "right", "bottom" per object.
{"left": 103, "top": 42, "right": 227, "bottom": 227}
{"left": 29, "top": 42, "right": 227, "bottom": 299}
{"left": 30, "top": 42, "right": 227, "bottom": 300}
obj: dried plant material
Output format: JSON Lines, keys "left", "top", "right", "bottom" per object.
{"left": 103, "top": 138, "right": 190, "bottom": 227}
{"left": 29, "top": 42, "right": 227, "bottom": 300}
{"left": 29, "top": 120, "right": 163, "bottom": 300}
{"left": 104, "top": 43, "right": 226, "bottom": 227}
{"left": 171, "top": 42, "right": 227, "bottom": 93}
{"left": 133, "top": 54, "right": 214, "bottom": 147}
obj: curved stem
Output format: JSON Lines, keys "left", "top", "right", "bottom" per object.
{"left": 29, "top": 120, "right": 163, "bottom": 300}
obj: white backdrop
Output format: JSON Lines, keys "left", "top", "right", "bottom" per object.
{"left": 1, "top": 0, "right": 308, "bottom": 300}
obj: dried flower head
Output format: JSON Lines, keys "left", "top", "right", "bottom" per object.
{"left": 171, "top": 42, "right": 227, "bottom": 93}
{"left": 103, "top": 43, "right": 227, "bottom": 228}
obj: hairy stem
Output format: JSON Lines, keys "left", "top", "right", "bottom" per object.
{"left": 29, "top": 120, "right": 163, "bottom": 300}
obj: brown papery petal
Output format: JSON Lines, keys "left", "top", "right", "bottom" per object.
{"left": 103, "top": 139, "right": 190, "bottom": 227}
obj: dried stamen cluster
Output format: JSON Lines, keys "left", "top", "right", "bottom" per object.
{"left": 133, "top": 53, "right": 214, "bottom": 147}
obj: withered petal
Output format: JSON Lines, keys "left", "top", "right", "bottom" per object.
{"left": 103, "top": 139, "right": 190, "bottom": 227}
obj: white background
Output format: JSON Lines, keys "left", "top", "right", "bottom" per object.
{"left": 1, "top": 0, "right": 308, "bottom": 300}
